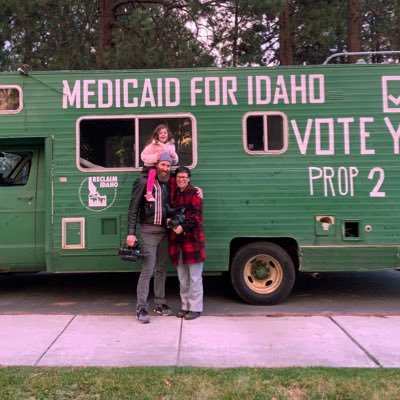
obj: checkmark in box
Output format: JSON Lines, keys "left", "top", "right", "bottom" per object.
{"left": 382, "top": 76, "right": 400, "bottom": 112}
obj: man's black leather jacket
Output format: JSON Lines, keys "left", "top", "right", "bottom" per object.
{"left": 127, "top": 177, "right": 170, "bottom": 235}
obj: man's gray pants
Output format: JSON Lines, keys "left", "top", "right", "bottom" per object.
{"left": 136, "top": 230, "right": 169, "bottom": 310}
{"left": 177, "top": 262, "right": 204, "bottom": 312}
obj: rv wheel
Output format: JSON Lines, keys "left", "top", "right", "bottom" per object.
{"left": 230, "top": 242, "right": 295, "bottom": 305}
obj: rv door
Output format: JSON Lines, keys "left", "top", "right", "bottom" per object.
{"left": 0, "top": 147, "right": 45, "bottom": 271}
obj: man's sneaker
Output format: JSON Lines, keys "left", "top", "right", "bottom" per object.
{"left": 184, "top": 311, "right": 201, "bottom": 320}
{"left": 154, "top": 304, "right": 174, "bottom": 316}
{"left": 176, "top": 310, "right": 188, "bottom": 318}
{"left": 136, "top": 307, "right": 150, "bottom": 324}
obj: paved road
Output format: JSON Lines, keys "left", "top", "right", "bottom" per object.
{"left": 1, "top": 269, "right": 400, "bottom": 316}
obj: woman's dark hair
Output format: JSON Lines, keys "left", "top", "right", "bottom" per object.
{"left": 175, "top": 166, "right": 191, "bottom": 178}
{"left": 152, "top": 124, "right": 173, "bottom": 142}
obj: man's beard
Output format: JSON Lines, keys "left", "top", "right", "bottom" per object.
{"left": 156, "top": 170, "right": 170, "bottom": 183}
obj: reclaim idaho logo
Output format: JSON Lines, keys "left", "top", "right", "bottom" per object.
{"left": 79, "top": 176, "right": 118, "bottom": 212}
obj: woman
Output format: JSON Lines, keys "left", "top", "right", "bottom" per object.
{"left": 169, "top": 166, "right": 206, "bottom": 320}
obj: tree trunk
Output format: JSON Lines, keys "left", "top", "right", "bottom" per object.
{"left": 395, "top": 0, "right": 400, "bottom": 56}
{"left": 98, "top": 0, "right": 116, "bottom": 69}
{"left": 279, "top": 2, "right": 293, "bottom": 66}
{"left": 347, "top": 0, "right": 361, "bottom": 64}
{"left": 232, "top": 1, "right": 239, "bottom": 67}
{"left": 22, "top": 38, "right": 33, "bottom": 67}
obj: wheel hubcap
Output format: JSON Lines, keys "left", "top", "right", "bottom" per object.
{"left": 243, "top": 254, "right": 283, "bottom": 294}
{"left": 253, "top": 261, "right": 270, "bottom": 279}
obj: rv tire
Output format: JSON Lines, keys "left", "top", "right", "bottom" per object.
{"left": 230, "top": 242, "right": 295, "bottom": 305}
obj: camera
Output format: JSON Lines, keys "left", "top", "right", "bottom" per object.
{"left": 166, "top": 206, "right": 186, "bottom": 229}
{"left": 118, "top": 244, "right": 147, "bottom": 262}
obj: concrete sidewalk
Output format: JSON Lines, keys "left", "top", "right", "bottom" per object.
{"left": 1, "top": 314, "right": 399, "bottom": 368}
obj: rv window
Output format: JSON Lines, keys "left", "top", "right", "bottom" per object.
{"left": 244, "top": 113, "right": 287, "bottom": 154}
{"left": 0, "top": 86, "right": 23, "bottom": 114}
{"left": 267, "top": 115, "right": 284, "bottom": 150}
{"left": 0, "top": 151, "right": 32, "bottom": 186}
{"left": 138, "top": 117, "right": 194, "bottom": 166}
{"left": 246, "top": 116, "right": 264, "bottom": 151}
{"left": 79, "top": 115, "right": 195, "bottom": 170}
{"left": 79, "top": 118, "right": 135, "bottom": 169}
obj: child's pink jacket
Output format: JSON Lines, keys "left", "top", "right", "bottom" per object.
{"left": 141, "top": 140, "right": 179, "bottom": 166}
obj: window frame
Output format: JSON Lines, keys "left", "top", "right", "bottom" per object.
{"left": 242, "top": 111, "right": 288, "bottom": 155}
{"left": 0, "top": 85, "right": 23, "bottom": 114}
{"left": 76, "top": 113, "right": 197, "bottom": 172}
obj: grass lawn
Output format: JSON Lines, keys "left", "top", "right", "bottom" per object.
{"left": 1, "top": 367, "right": 400, "bottom": 399}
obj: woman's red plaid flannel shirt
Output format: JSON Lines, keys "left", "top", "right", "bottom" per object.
{"left": 169, "top": 184, "right": 206, "bottom": 266}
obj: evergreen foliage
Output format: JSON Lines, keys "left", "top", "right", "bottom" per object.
{"left": 0, "top": 0, "right": 398, "bottom": 70}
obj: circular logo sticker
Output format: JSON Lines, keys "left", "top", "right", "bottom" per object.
{"left": 79, "top": 176, "right": 118, "bottom": 212}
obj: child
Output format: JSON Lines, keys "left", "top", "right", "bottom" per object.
{"left": 141, "top": 124, "right": 178, "bottom": 201}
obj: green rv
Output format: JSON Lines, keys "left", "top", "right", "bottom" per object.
{"left": 1, "top": 54, "right": 400, "bottom": 305}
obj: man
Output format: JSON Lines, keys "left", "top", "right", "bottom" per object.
{"left": 126, "top": 151, "right": 175, "bottom": 324}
